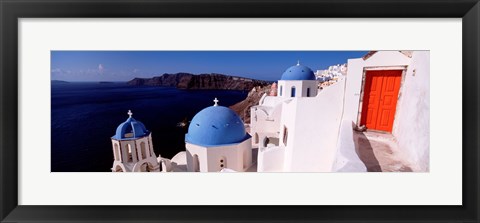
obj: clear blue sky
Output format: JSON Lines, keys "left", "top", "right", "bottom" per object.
{"left": 51, "top": 51, "right": 369, "bottom": 82}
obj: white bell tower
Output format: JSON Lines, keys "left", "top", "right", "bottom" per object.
{"left": 111, "top": 110, "right": 160, "bottom": 172}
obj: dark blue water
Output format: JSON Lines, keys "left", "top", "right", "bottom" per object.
{"left": 51, "top": 82, "right": 247, "bottom": 172}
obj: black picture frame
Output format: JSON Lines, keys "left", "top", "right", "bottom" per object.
{"left": 1, "top": 0, "right": 479, "bottom": 222}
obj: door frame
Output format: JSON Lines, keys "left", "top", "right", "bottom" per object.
{"left": 356, "top": 66, "right": 407, "bottom": 132}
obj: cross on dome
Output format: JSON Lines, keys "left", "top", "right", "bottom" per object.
{"left": 297, "top": 60, "right": 300, "bottom": 66}
{"left": 213, "top": 98, "right": 219, "bottom": 106}
{"left": 127, "top": 110, "right": 133, "bottom": 117}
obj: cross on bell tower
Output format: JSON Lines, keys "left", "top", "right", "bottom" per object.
{"left": 213, "top": 98, "right": 219, "bottom": 106}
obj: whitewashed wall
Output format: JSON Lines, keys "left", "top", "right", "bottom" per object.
{"left": 250, "top": 97, "right": 285, "bottom": 148}
{"left": 186, "top": 139, "right": 252, "bottom": 172}
{"left": 280, "top": 98, "right": 298, "bottom": 171}
{"left": 257, "top": 146, "right": 285, "bottom": 172}
{"left": 332, "top": 120, "right": 367, "bottom": 172}
{"left": 283, "top": 78, "right": 346, "bottom": 172}
{"left": 186, "top": 144, "right": 208, "bottom": 172}
{"left": 251, "top": 106, "right": 280, "bottom": 134}
{"left": 392, "top": 51, "right": 430, "bottom": 171}
{"left": 344, "top": 58, "right": 364, "bottom": 124}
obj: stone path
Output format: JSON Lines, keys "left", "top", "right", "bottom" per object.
{"left": 353, "top": 130, "right": 413, "bottom": 172}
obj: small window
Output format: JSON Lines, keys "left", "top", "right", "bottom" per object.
{"left": 291, "top": 86, "right": 296, "bottom": 97}
{"left": 140, "top": 142, "right": 147, "bottom": 159}
{"left": 283, "top": 126, "right": 288, "bottom": 146}
{"left": 307, "top": 88, "right": 310, "bottom": 97}
{"left": 219, "top": 156, "right": 227, "bottom": 169}
{"left": 127, "top": 144, "right": 133, "bottom": 162}
{"left": 193, "top": 154, "right": 200, "bottom": 172}
{"left": 243, "top": 149, "right": 249, "bottom": 169}
{"left": 279, "top": 85, "right": 283, "bottom": 96}
{"left": 124, "top": 133, "right": 133, "bottom": 138}
{"left": 263, "top": 137, "right": 270, "bottom": 148}
{"left": 114, "top": 144, "right": 120, "bottom": 161}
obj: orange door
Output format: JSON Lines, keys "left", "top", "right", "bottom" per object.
{"left": 360, "top": 70, "right": 402, "bottom": 132}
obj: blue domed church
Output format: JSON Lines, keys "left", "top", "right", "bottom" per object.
{"left": 277, "top": 61, "right": 318, "bottom": 98}
{"left": 249, "top": 62, "right": 321, "bottom": 172}
{"left": 185, "top": 98, "right": 253, "bottom": 172}
{"left": 111, "top": 110, "right": 160, "bottom": 172}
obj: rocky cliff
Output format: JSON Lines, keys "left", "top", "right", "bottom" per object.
{"left": 127, "top": 73, "right": 271, "bottom": 91}
{"left": 230, "top": 84, "right": 272, "bottom": 123}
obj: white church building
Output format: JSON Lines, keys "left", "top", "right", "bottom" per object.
{"left": 184, "top": 98, "right": 253, "bottom": 172}
{"left": 111, "top": 51, "right": 429, "bottom": 172}
{"left": 111, "top": 110, "right": 161, "bottom": 172}
{"left": 251, "top": 61, "right": 338, "bottom": 172}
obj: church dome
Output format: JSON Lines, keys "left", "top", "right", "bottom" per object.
{"left": 280, "top": 63, "right": 316, "bottom": 80}
{"left": 113, "top": 110, "right": 149, "bottom": 140}
{"left": 186, "top": 99, "right": 249, "bottom": 146}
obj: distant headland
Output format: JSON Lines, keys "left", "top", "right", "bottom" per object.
{"left": 127, "top": 73, "right": 272, "bottom": 91}
{"left": 51, "top": 80, "right": 69, "bottom": 84}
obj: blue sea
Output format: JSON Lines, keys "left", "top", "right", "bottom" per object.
{"left": 51, "top": 82, "right": 247, "bottom": 172}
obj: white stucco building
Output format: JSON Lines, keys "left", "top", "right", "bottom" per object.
{"left": 251, "top": 51, "right": 429, "bottom": 172}
{"left": 184, "top": 98, "right": 253, "bottom": 172}
{"left": 316, "top": 63, "right": 347, "bottom": 82}
{"left": 340, "top": 51, "right": 430, "bottom": 171}
{"left": 251, "top": 62, "right": 345, "bottom": 172}
{"left": 111, "top": 110, "right": 161, "bottom": 172}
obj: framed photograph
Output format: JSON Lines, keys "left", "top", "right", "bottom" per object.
{"left": 1, "top": 0, "right": 479, "bottom": 222}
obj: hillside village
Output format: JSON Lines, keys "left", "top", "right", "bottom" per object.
{"left": 109, "top": 51, "right": 429, "bottom": 173}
